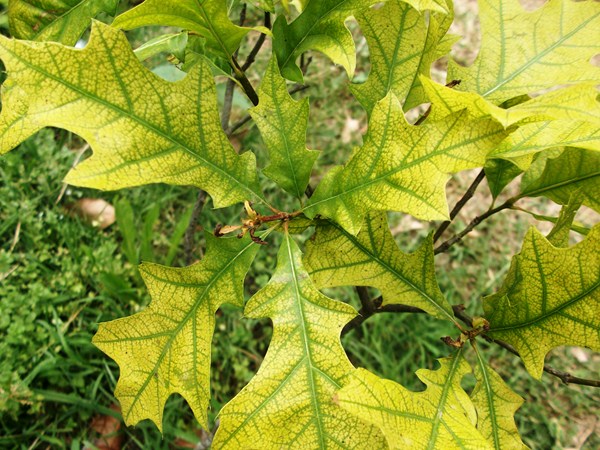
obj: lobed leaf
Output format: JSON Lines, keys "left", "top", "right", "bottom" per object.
{"left": 250, "top": 57, "right": 319, "bottom": 199}
{"left": 351, "top": 0, "right": 454, "bottom": 114}
{"left": 484, "top": 225, "right": 600, "bottom": 378}
{"left": 520, "top": 148, "right": 600, "bottom": 213}
{"left": 112, "top": 0, "right": 253, "bottom": 63}
{"left": 272, "top": 0, "right": 379, "bottom": 82}
{"left": 213, "top": 232, "right": 386, "bottom": 448}
{"left": 304, "top": 212, "right": 456, "bottom": 322}
{"left": 471, "top": 346, "right": 527, "bottom": 450}
{"left": 93, "top": 234, "right": 260, "bottom": 430}
{"left": 448, "top": 0, "right": 600, "bottom": 104}
{"left": 8, "top": 0, "right": 119, "bottom": 45}
{"left": 0, "top": 22, "right": 263, "bottom": 208}
{"left": 337, "top": 351, "right": 491, "bottom": 449}
{"left": 304, "top": 93, "right": 507, "bottom": 234}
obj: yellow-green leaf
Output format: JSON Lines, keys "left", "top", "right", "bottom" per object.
{"left": 448, "top": 0, "right": 600, "bottom": 104}
{"left": 8, "top": 0, "right": 119, "bottom": 45}
{"left": 351, "top": 0, "right": 454, "bottom": 113}
{"left": 213, "top": 232, "right": 386, "bottom": 448}
{"left": 0, "top": 22, "right": 263, "bottom": 208}
{"left": 471, "top": 346, "right": 527, "bottom": 450}
{"left": 92, "top": 234, "right": 260, "bottom": 430}
{"left": 272, "top": 0, "right": 379, "bottom": 82}
{"left": 250, "top": 57, "right": 319, "bottom": 199}
{"left": 520, "top": 148, "right": 600, "bottom": 213}
{"left": 112, "top": 0, "right": 251, "bottom": 63}
{"left": 304, "top": 213, "right": 456, "bottom": 322}
{"left": 545, "top": 192, "right": 585, "bottom": 248}
{"left": 337, "top": 352, "right": 492, "bottom": 449}
{"left": 484, "top": 225, "right": 600, "bottom": 379}
{"left": 424, "top": 81, "right": 600, "bottom": 127}
{"left": 401, "top": 0, "right": 449, "bottom": 14}
{"left": 304, "top": 93, "right": 507, "bottom": 234}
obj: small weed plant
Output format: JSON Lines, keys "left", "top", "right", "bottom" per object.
{"left": 1, "top": 0, "right": 599, "bottom": 448}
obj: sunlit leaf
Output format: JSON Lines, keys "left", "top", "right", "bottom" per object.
{"left": 8, "top": 0, "right": 119, "bottom": 45}
{"left": 337, "top": 352, "right": 492, "bottom": 449}
{"left": 304, "top": 93, "right": 507, "bottom": 234}
{"left": 448, "top": 0, "right": 600, "bottom": 104}
{"left": 484, "top": 225, "right": 600, "bottom": 378}
{"left": 213, "top": 232, "right": 386, "bottom": 448}
{"left": 351, "top": 0, "right": 454, "bottom": 113}
{"left": 304, "top": 213, "right": 456, "bottom": 322}
{"left": 92, "top": 234, "right": 260, "bottom": 430}
{"left": 0, "top": 22, "right": 263, "bottom": 208}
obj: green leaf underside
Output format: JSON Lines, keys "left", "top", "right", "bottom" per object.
{"left": 92, "top": 234, "right": 260, "bottom": 431}
{"left": 351, "top": 0, "right": 453, "bottom": 114}
{"left": 337, "top": 352, "right": 492, "bottom": 449}
{"left": 112, "top": 0, "right": 250, "bottom": 63}
{"left": 250, "top": 57, "right": 319, "bottom": 198}
{"left": 213, "top": 232, "right": 386, "bottom": 448}
{"left": 471, "top": 346, "right": 527, "bottom": 450}
{"left": 0, "top": 22, "right": 263, "bottom": 208}
{"left": 545, "top": 192, "right": 585, "bottom": 248}
{"left": 8, "top": 0, "right": 119, "bottom": 45}
{"left": 484, "top": 225, "right": 600, "bottom": 379}
{"left": 272, "top": 0, "right": 380, "bottom": 82}
{"left": 304, "top": 93, "right": 507, "bottom": 234}
{"left": 304, "top": 213, "right": 455, "bottom": 322}
{"left": 520, "top": 148, "right": 600, "bottom": 213}
{"left": 449, "top": 0, "right": 600, "bottom": 104}
{"left": 134, "top": 32, "right": 189, "bottom": 62}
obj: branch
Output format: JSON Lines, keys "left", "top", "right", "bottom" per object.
{"left": 242, "top": 12, "right": 271, "bottom": 71}
{"left": 433, "top": 169, "right": 486, "bottom": 243}
{"left": 183, "top": 191, "right": 207, "bottom": 265}
{"left": 434, "top": 198, "right": 515, "bottom": 254}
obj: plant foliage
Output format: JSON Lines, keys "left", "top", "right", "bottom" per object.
{"left": 1, "top": 0, "right": 599, "bottom": 448}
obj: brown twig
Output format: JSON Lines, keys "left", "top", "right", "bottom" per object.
{"left": 183, "top": 191, "right": 207, "bottom": 265}
{"left": 433, "top": 169, "right": 486, "bottom": 243}
{"left": 242, "top": 12, "right": 271, "bottom": 71}
{"left": 434, "top": 198, "right": 516, "bottom": 254}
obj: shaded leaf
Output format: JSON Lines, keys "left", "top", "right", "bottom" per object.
{"left": 484, "top": 225, "right": 600, "bottom": 378}
{"left": 213, "top": 232, "right": 386, "bottom": 448}
{"left": 448, "top": 0, "right": 600, "bottom": 104}
{"left": 272, "top": 0, "right": 378, "bottom": 82}
{"left": 337, "top": 352, "right": 492, "bottom": 449}
{"left": 93, "top": 234, "right": 260, "bottom": 430}
{"left": 0, "top": 22, "right": 263, "bottom": 208}
{"left": 484, "top": 159, "right": 522, "bottom": 199}
{"left": 304, "top": 93, "right": 507, "bottom": 234}
{"left": 520, "top": 148, "right": 600, "bottom": 213}
{"left": 351, "top": 0, "right": 454, "bottom": 113}
{"left": 304, "top": 213, "right": 456, "bottom": 322}
{"left": 545, "top": 192, "right": 584, "bottom": 248}
{"left": 8, "top": 0, "right": 118, "bottom": 45}
{"left": 471, "top": 346, "right": 527, "bottom": 450}
{"left": 250, "top": 57, "right": 319, "bottom": 198}
{"left": 112, "top": 0, "right": 255, "bottom": 63}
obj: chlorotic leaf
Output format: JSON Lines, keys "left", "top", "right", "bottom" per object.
{"left": 520, "top": 148, "right": 600, "bottom": 213}
{"left": 484, "top": 225, "right": 600, "bottom": 379}
{"left": 471, "top": 346, "right": 527, "bottom": 450}
{"left": 134, "top": 32, "right": 189, "bottom": 62}
{"left": 351, "top": 0, "right": 454, "bottom": 113}
{"left": 249, "top": 0, "right": 274, "bottom": 12}
{"left": 0, "top": 22, "right": 263, "bottom": 208}
{"left": 448, "top": 0, "right": 600, "bottom": 104}
{"left": 424, "top": 81, "right": 600, "bottom": 127}
{"left": 272, "top": 0, "right": 378, "bottom": 82}
{"left": 213, "top": 232, "right": 386, "bottom": 448}
{"left": 401, "top": 0, "right": 449, "bottom": 14}
{"left": 8, "top": 0, "right": 119, "bottom": 45}
{"left": 304, "top": 213, "right": 456, "bottom": 322}
{"left": 304, "top": 93, "right": 507, "bottom": 234}
{"left": 337, "top": 352, "right": 492, "bottom": 449}
{"left": 112, "top": 0, "right": 252, "bottom": 63}
{"left": 92, "top": 234, "right": 260, "bottom": 431}
{"left": 250, "top": 57, "right": 319, "bottom": 198}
